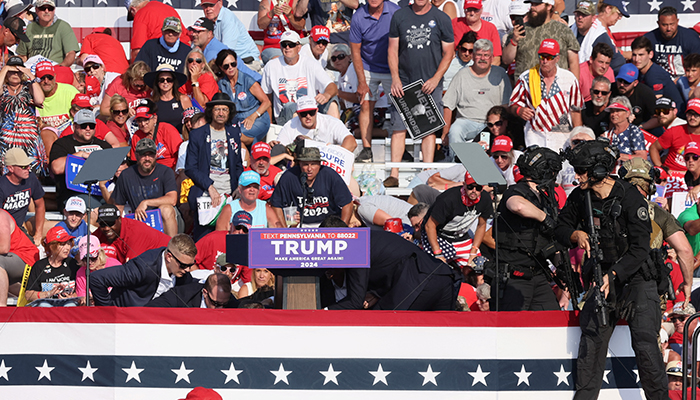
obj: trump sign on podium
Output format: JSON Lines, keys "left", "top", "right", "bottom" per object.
{"left": 249, "top": 228, "right": 370, "bottom": 268}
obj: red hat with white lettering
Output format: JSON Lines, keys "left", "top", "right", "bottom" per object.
{"left": 71, "top": 93, "right": 92, "bottom": 108}
{"left": 251, "top": 142, "right": 271, "bottom": 159}
{"left": 45, "top": 226, "right": 75, "bottom": 244}
{"left": 464, "top": 171, "right": 476, "bottom": 185}
{"left": 491, "top": 135, "right": 513, "bottom": 153}
{"left": 685, "top": 142, "right": 700, "bottom": 157}
{"left": 538, "top": 39, "right": 560, "bottom": 56}
{"left": 687, "top": 98, "right": 700, "bottom": 115}
{"left": 35, "top": 60, "right": 55, "bottom": 78}
{"left": 310, "top": 25, "right": 330, "bottom": 43}
{"left": 85, "top": 75, "right": 100, "bottom": 97}
{"left": 383, "top": 218, "right": 403, "bottom": 233}
{"left": 463, "top": 0, "right": 482, "bottom": 9}
{"left": 134, "top": 105, "right": 154, "bottom": 120}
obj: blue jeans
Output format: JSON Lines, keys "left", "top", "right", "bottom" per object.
{"left": 262, "top": 48, "right": 282, "bottom": 65}
{"left": 449, "top": 118, "right": 486, "bottom": 143}
{"left": 239, "top": 110, "right": 271, "bottom": 143}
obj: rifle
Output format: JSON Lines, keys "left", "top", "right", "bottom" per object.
{"left": 585, "top": 190, "right": 610, "bottom": 327}
{"left": 541, "top": 242, "right": 582, "bottom": 309}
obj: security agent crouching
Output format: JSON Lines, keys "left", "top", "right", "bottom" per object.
{"left": 494, "top": 146, "right": 563, "bottom": 311}
{"left": 555, "top": 139, "right": 669, "bottom": 400}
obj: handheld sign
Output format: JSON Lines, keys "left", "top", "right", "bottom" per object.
{"left": 123, "top": 209, "right": 164, "bottom": 232}
{"left": 248, "top": 228, "right": 370, "bottom": 269}
{"left": 389, "top": 80, "right": 445, "bottom": 140}
{"left": 65, "top": 154, "right": 102, "bottom": 196}
{"left": 304, "top": 140, "right": 353, "bottom": 184}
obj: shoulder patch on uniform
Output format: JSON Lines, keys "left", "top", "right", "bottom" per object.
{"left": 637, "top": 206, "right": 649, "bottom": 221}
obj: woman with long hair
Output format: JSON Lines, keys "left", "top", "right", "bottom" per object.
{"left": 215, "top": 49, "right": 271, "bottom": 147}
{"left": 179, "top": 48, "right": 219, "bottom": 109}
{"left": 237, "top": 267, "right": 274, "bottom": 299}
{"left": 145, "top": 64, "right": 193, "bottom": 133}
{"left": 105, "top": 94, "right": 130, "bottom": 146}
{"left": 24, "top": 226, "right": 78, "bottom": 302}
{"left": 100, "top": 61, "right": 151, "bottom": 117}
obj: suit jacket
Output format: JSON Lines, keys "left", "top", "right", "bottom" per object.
{"left": 91, "top": 247, "right": 193, "bottom": 307}
{"left": 328, "top": 231, "right": 457, "bottom": 310}
{"left": 185, "top": 122, "right": 244, "bottom": 207}
{"left": 145, "top": 282, "right": 240, "bottom": 308}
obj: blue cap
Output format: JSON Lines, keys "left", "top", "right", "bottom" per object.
{"left": 616, "top": 63, "right": 638, "bottom": 83}
{"left": 602, "top": 0, "right": 630, "bottom": 17}
{"left": 238, "top": 170, "right": 261, "bottom": 187}
{"left": 232, "top": 211, "right": 253, "bottom": 229}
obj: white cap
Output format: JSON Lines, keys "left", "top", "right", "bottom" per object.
{"left": 509, "top": 0, "right": 530, "bottom": 15}
{"left": 65, "top": 196, "right": 86, "bottom": 214}
{"left": 280, "top": 30, "right": 301, "bottom": 44}
{"left": 296, "top": 96, "right": 318, "bottom": 113}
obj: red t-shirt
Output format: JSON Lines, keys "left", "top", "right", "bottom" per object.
{"left": 178, "top": 72, "right": 219, "bottom": 108}
{"left": 94, "top": 217, "right": 170, "bottom": 264}
{"left": 60, "top": 119, "right": 112, "bottom": 141}
{"left": 130, "top": 122, "right": 183, "bottom": 169}
{"left": 194, "top": 230, "right": 252, "bottom": 283}
{"left": 457, "top": 283, "right": 480, "bottom": 311}
{"left": 81, "top": 33, "right": 129, "bottom": 74}
{"left": 579, "top": 60, "right": 615, "bottom": 102}
{"left": 244, "top": 165, "right": 282, "bottom": 201}
{"left": 657, "top": 124, "right": 700, "bottom": 172}
{"left": 10, "top": 220, "right": 39, "bottom": 266}
{"left": 105, "top": 76, "right": 151, "bottom": 110}
{"left": 131, "top": 1, "right": 190, "bottom": 52}
{"left": 452, "top": 18, "right": 502, "bottom": 57}
{"left": 106, "top": 120, "right": 129, "bottom": 144}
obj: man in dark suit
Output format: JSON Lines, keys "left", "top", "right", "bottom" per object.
{"left": 91, "top": 234, "right": 197, "bottom": 307}
{"left": 327, "top": 229, "right": 459, "bottom": 311}
{"left": 146, "top": 273, "right": 239, "bottom": 308}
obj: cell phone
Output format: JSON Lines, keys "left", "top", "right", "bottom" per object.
{"left": 513, "top": 16, "right": 524, "bottom": 27}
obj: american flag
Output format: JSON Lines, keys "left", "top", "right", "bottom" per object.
{"left": 0, "top": 308, "right": 647, "bottom": 398}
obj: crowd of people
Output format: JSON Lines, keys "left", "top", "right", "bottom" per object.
{"left": 1, "top": 0, "right": 700, "bottom": 396}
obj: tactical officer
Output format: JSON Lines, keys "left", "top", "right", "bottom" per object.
{"left": 495, "top": 146, "right": 563, "bottom": 311}
{"left": 619, "top": 158, "right": 693, "bottom": 305}
{"left": 555, "top": 139, "right": 668, "bottom": 400}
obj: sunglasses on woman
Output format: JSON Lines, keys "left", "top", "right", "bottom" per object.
{"left": 486, "top": 120, "right": 503, "bottom": 128}
{"left": 685, "top": 154, "right": 700, "bottom": 162}
{"left": 493, "top": 154, "right": 509, "bottom": 160}
{"left": 331, "top": 54, "right": 346, "bottom": 62}
{"left": 158, "top": 77, "right": 174, "bottom": 84}
{"left": 466, "top": 183, "right": 483, "bottom": 191}
{"left": 84, "top": 64, "right": 101, "bottom": 72}
{"left": 111, "top": 109, "right": 129, "bottom": 115}
{"left": 222, "top": 61, "right": 237, "bottom": 70}
{"left": 187, "top": 58, "right": 203, "bottom": 64}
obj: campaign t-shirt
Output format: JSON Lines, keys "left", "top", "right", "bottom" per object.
{"left": 245, "top": 165, "right": 282, "bottom": 201}
{"left": 39, "top": 83, "right": 79, "bottom": 134}
{"left": 130, "top": 1, "right": 190, "bottom": 51}
{"left": 48, "top": 135, "right": 112, "bottom": 203}
{"left": 389, "top": 6, "right": 454, "bottom": 86}
{"left": 261, "top": 55, "right": 334, "bottom": 117}
{"left": 93, "top": 217, "right": 170, "bottom": 263}
{"left": 80, "top": 33, "right": 129, "bottom": 74}
{"left": 112, "top": 164, "right": 177, "bottom": 210}
{"left": 105, "top": 76, "right": 152, "bottom": 110}
{"left": 269, "top": 165, "right": 352, "bottom": 226}
{"left": 423, "top": 186, "right": 493, "bottom": 242}
{"left": 657, "top": 125, "right": 700, "bottom": 172}
{"left": 644, "top": 27, "right": 700, "bottom": 78}
{"left": 60, "top": 119, "right": 113, "bottom": 142}
{"left": 133, "top": 38, "right": 190, "bottom": 74}
{"left": 0, "top": 173, "right": 44, "bottom": 227}
{"left": 639, "top": 63, "right": 686, "bottom": 118}
{"left": 26, "top": 257, "right": 79, "bottom": 294}
{"left": 16, "top": 19, "right": 79, "bottom": 64}
{"left": 451, "top": 18, "right": 502, "bottom": 56}
{"left": 208, "top": 127, "right": 231, "bottom": 195}
{"left": 129, "top": 122, "right": 183, "bottom": 170}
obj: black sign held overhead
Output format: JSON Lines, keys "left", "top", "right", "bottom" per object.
{"left": 389, "top": 80, "right": 445, "bottom": 140}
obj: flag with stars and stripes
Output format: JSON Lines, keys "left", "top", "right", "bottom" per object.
{"left": 0, "top": 308, "right": 650, "bottom": 399}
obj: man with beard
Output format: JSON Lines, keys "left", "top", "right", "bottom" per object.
{"left": 582, "top": 76, "right": 612, "bottom": 137}
{"left": 650, "top": 99, "right": 700, "bottom": 173}
{"left": 111, "top": 138, "right": 180, "bottom": 237}
{"left": 509, "top": 38, "right": 583, "bottom": 150}
{"left": 643, "top": 6, "right": 700, "bottom": 80}
{"left": 244, "top": 142, "right": 282, "bottom": 201}
{"left": 503, "top": 0, "right": 580, "bottom": 79}
{"left": 613, "top": 64, "right": 661, "bottom": 134}
{"left": 442, "top": 38, "right": 511, "bottom": 145}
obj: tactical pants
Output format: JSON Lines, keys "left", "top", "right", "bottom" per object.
{"left": 574, "top": 274, "right": 669, "bottom": 400}
{"left": 499, "top": 270, "right": 559, "bottom": 311}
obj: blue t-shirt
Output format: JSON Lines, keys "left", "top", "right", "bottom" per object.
{"left": 349, "top": 1, "right": 400, "bottom": 74}
{"left": 229, "top": 199, "right": 268, "bottom": 228}
{"left": 134, "top": 38, "right": 190, "bottom": 74}
{"left": 644, "top": 27, "right": 700, "bottom": 78}
{"left": 56, "top": 220, "right": 89, "bottom": 258}
{"left": 0, "top": 173, "right": 44, "bottom": 226}
{"left": 609, "top": 124, "right": 645, "bottom": 155}
{"left": 269, "top": 166, "right": 352, "bottom": 226}
{"left": 640, "top": 62, "right": 686, "bottom": 118}
{"left": 215, "top": 7, "right": 260, "bottom": 60}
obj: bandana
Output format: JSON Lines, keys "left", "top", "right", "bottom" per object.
{"left": 461, "top": 185, "right": 481, "bottom": 207}
{"left": 159, "top": 36, "right": 181, "bottom": 53}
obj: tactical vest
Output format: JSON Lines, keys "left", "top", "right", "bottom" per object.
{"left": 497, "top": 184, "right": 553, "bottom": 255}
{"left": 594, "top": 196, "right": 629, "bottom": 263}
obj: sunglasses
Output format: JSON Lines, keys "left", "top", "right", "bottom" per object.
{"left": 685, "top": 154, "right": 700, "bottom": 161}
{"left": 331, "top": 54, "right": 347, "bottom": 62}
{"left": 111, "top": 109, "right": 129, "bottom": 115}
{"left": 38, "top": 5, "right": 55, "bottom": 11}
{"left": 87, "top": 256, "right": 99, "bottom": 263}
{"left": 280, "top": 41, "right": 298, "bottom": 49}
{"left": 493, "top": 154, "right": 509, "bottom": 160}
{"left": 219, "top": 264, "right": 238, "bottom": 272}
{"left": 573, "top": 166, "right": 588, "bottom": 175}
{"left": 84, "top": 64, "right": 101, "bottom": 72}
{"left": 15, "top": 165, "right": 31, "bottom": 170}
{"left": 187, "top": 58, "right": 203, "bottom": 64}
{"left": 538, "top": 54, "right": 556, "bottom": 61}
{"left": 466, "top": 183, "right": 483, "bottom": 191}
{"left": 98, "top": 220, "right": 115, "bottom": 228}
{"left": 486, "top": 120, "right": 503, "bottom": 128}
{"left": 591, "top": 89, "right": 610, "bottom": 96}
{"left": 158, "top": 77, "right": 175, "bottom": 84}
{"left": 133, "top": 83, "right": 146, "bottom": 90}
{"left": 655, "top": 108, "right": 671, "bottom": 115}
{"left": 299, "top": 109, "right": 317, "bottom": 118}
{"left": 168, "top": 249, "right": 195, "bottom": 270}
{"left": 206, "top": 291, "right": 228, "bottom": 308}
{"left": 459, "top": 47, "right": 474, "bottom": 54}
{"left": 671, "top": 316, "right": 688, "bottom": 323}
{"left": 571, "top": 139, "right": 587, "bottom": 146}
{"left": 616, "top": 79, "right": 632, "bottom": 86}
{"left": 688, "top": 111, "right": 700, "bottom": 119}
{"left": 79, "top": 123, "right": 96, "bottom": 130}
{"left": 315, "top": 39, "right": 329, "bottom": 46}
{"left": 40, "top": 75, "right": 54, "bottom": 81}
{"left": 221, "top": 61, "right": 237, "bottom": 70}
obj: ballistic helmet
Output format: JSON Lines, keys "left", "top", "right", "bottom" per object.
{"left": 565, "top": 138, "right": 619, "bottom": 182}
{"left": 515, "top": 145, "right": 562, "bottom": 183}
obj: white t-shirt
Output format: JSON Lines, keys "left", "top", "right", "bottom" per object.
{"left": 481, "top": 0, "right": 513, "bottom": 42}
{"left": 277, "top": 113, "right": 352, "bottom": 146}
{"left": 300, "top": 43, "right": 328, "bottom": 69}
{"left": 261, "top": 56, "right": 334, "bottom": 117}
{"left": 337, "top": 63, "right": 359, "bottom": 109}
{"left": 176, "top": 140, "right": 189, "bottom": 172}
{"left": 96, "top": 71, "right": 120, "bottom": 106}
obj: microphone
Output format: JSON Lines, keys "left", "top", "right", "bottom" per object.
{"left": 300, "top": 172, "right": 307, "bottom": 187}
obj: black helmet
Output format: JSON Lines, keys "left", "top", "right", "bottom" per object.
{"left": 515, "top": 145, "right": 562, "bottom": 183}
{"left": 565, "top": 138, "right": 619, "bottom": 181}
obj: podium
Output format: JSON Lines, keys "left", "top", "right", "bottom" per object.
{"left": 227, "top": 228, "right": 371, "bottom": 309}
